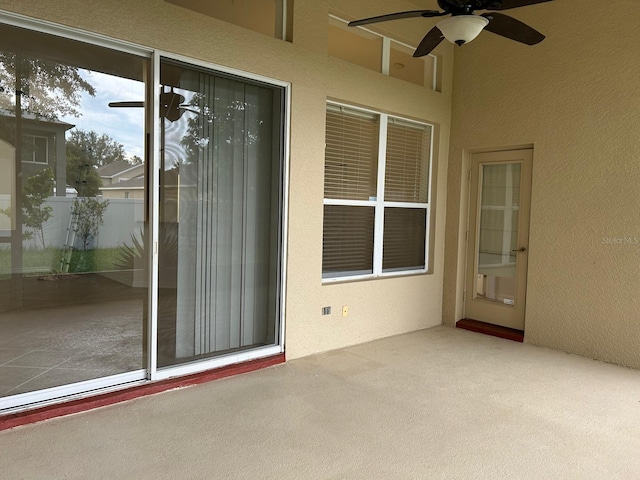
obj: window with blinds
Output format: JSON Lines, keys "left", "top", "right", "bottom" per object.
{"left": 384, "top": 120, "right": 430, "bottom": 203}
{"left": 323, "top": 102, "right": 433, "bottom": 280}
{"left": 322, "top": 205, "right": 375, "bottom": 276}
{"left": 325, "top": 106, "right": 378, "bottom": 200}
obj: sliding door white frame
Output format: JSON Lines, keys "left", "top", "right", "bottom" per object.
{"left": 0, "top": 11, "right": 289, "bottom": 412}
{"left": 150, "top": 51, "right": 289, "bottom": 381}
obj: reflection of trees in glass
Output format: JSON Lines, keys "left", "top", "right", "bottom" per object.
{"left": 0, "top": 54, "right": 95, "bottom": 120}
{"left": 67, "top": 129, "right": 126, "bottom": 167}
{"left": 22, "top": 167, "right": 54, "bottom": 248}
{"left": 179, "top": 91, "right": 264, "bottom": 163}
{"left": 66, "top": 129, "right": 127, "bottom": 197}
{"left": 72, "top": 197, "right": 109, "bottom": 251}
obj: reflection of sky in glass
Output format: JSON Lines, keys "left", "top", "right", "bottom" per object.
{"left": 59, "top": 69, "right": 145, "bottom": 160}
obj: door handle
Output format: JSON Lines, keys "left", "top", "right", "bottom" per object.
{"left": 511, "top": 247, "right": 527, "bottom": 253}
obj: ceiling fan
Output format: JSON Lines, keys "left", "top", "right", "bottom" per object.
{"left": 109, "top": 67, "right": 199, "bottom": 122}
{"left": 109, "top": 89, "right": 192, "bottom": 122}
{"left": 348, "top": 0, "right": 553, "bottom": 57}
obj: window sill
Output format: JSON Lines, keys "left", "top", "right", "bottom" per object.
{"left": 322, "top": 268, "right": 430, "bottom": 285}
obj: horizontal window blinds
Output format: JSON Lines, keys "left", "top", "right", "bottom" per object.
{"left": 384, "top": 121, "right": 430, "bottom": 203}
{"left": 382, "top": 207, "right": 426, "bottom": 271}
{"left": 322, "top": 205, "right": 375, "bottom": 276}
{"left": 322, "top": 103, "right": 432, "bottom": 279}
{"left": 324, "top": 107, "right": 379, "bottom": 200}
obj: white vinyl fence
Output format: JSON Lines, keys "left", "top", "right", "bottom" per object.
{"left": 19, "top": 197, "right": 144, "bottom": 251}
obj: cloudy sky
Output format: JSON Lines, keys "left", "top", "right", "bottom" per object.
{"left": 59, "top": 69, "right": 146, "bottom": 160}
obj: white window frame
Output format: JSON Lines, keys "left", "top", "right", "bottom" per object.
{"left": 328, "top": 14, "right": 438, "bottom": 91}
{"left": 323, "top": 101, "right": 434, "bottom": 283}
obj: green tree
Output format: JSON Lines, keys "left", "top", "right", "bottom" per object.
{"left": 66, "top": 140, "right": 102, "bottom": 197}
{"left": 0, "top": 54, "right": 95, "bottom": 120}
{"left": 72, "top": 197, "right": 109, "bottom": 250}
{"left": 179, "top": 93, "right": 262, "bottom": 164}
{"left": 0, "top": 49, "right": 96, "bottom": 271}
{"left": 22, "top": 167, "right": 55, "bottom": 248}
{"left": 67, "top": 129, "right": 126, "bottom": 167}
{"left": 66, "top": 129, "right": 127, "bottom": 196}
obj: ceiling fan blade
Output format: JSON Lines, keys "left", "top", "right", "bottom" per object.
{"left": 108, "top": 101, "right": 144, "bottom": 108}
{"left": 486, "top": 0, "right": 553, "bottom": 11}
{"left": 481, "top": 12, "right": 545, "bottom": 45}
{"left": 348, "top": 10, "right": 444, "bottom": 27}
{"left": 413, "top": 27, "right": 445, "bottom": 57}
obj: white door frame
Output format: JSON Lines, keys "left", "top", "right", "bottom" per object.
{"left": 454, "top": 145, "right": 534, "bottom": 327}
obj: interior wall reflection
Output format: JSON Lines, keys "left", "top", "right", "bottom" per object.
{"left": 475, "top": 163, "right": 521, "bottom": 304}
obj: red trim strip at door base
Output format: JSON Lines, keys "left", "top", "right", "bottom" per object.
{"left": 457, "top": 318, "right": 524, "bottom": 343}
{"left": 0, "top": 353, "right": 285, "bottom": 432}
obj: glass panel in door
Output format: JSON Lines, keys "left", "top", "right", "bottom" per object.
{"left": 158, "top": 60, "right": 283, "bottom": 368}
{"left": 0, "top": 23, "right": 148, "bottom": 398}
{"left": 475, "top": 163, "right": 521, "bottom": 305}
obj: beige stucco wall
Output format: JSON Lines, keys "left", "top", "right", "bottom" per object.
{"left": 443, "top": 0, "right": 640, "bottom": 368}
{"left": 0, "top": 0, "right": 454, "bottom": 359}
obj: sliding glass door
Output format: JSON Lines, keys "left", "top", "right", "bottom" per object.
{"left": 0, "top": 16, "right": 286, "bottom": 411}
{"left": 157, "top": 59, "right": 284, "bottom": 368}
{"left": 0, "top": 22, "right": 149, "bottom": 400}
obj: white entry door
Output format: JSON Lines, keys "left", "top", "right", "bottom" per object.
{"left": 464, "top": 149, "right": 533, "bottom": 330}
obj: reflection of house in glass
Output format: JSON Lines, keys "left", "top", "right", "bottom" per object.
{"left": 97, "top": 161, "right": 144, "bottom": 199}
{"left": 0, "top": 21, "right": 149, "bottom": 409}
{"left": 0, "top": 109, "right": 74, "bottom": 232}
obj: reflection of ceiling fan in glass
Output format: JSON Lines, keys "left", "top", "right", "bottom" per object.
{"left": 108, "top": 88, "right": 193, "bottom": 122}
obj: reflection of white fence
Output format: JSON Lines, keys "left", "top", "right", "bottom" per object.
{"left": 29, "top": 197, "right": 144, "bottom": 250}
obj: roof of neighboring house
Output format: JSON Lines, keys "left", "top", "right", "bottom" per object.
{"left": 99, "top": 175, "right": 145, "bottom": 190}
{"left": 0, "top": 108, "right": 75, "bottom": 130}
{"left": 97, "top": 161, "right": 142, "bottom": 179}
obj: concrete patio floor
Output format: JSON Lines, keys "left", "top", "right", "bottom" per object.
{"left": 1, "top": 325, "right": 640, "bottom": 479}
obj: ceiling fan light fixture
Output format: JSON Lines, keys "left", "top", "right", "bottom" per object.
{"left": 437, "top": 15, "right": 490, "bottom": 46}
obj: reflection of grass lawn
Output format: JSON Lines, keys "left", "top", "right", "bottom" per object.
{"left": 0, "top": 247, "right": 123, "bottom": 276}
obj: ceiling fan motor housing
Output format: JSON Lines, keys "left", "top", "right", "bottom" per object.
{"left": 438, "top": 0, "right": 504, "bottom": 14}
{"left": 437, "top": 15, "right": 490, "bottom": 45}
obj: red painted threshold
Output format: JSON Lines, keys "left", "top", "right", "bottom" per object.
{"left": 0, "top": 353, "right": 285, "bottom": 432}
{"left": 457, "top": 318, "right": 524, "bottom": 343}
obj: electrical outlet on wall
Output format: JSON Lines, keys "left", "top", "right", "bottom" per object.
{"left": 322, "top": 306, "right": 331, "bottom": 315}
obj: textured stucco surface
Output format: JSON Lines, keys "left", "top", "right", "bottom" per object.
{"left": 0, "top": 0, "right": 454, "bottom": 359}
{"left": 443, "top": 0, "right": 640, "bottom": 368}
{"left": 3, "top": 327, "right": 640, "bottom": 478}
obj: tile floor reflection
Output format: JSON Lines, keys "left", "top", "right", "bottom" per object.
{"left": 0, "top": 275, "right": 144, "bottom": 398}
